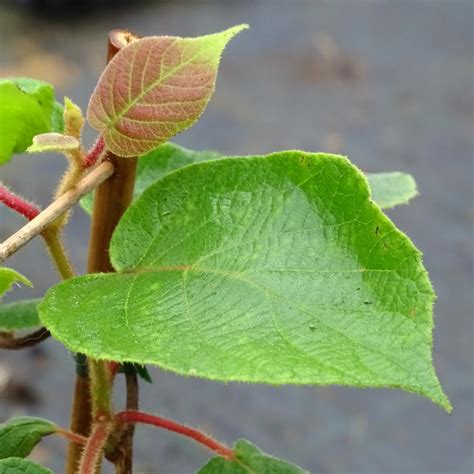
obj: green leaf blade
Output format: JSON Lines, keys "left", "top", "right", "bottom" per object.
{"left": 0, "top": 78, "right": 63, "bottom": 164}
{"left": 367, "top": 172, "right": 418, "bottom": 209}
{"left": 0, "top": 417, "right": 56, "bottom": 459}
{"left": 0, "top": 268, "right": 31, "bottom": 298}
{"left": 0, "top": 299, "right": 41, "bottom": 331}
{"left": 80, "top": 144, "right": 417, "bottom": 215}
{"left": 80, "top": 142, "right": 220, "bottom": 214}
{"left": 86, "top": 25, "right": 248, "bottom": 157}
{"left": 198, "top": 440, "right": 308, "bottom": 473}
{"left": 0, "top": 458, "right": 53, "bottom": 474}
{"left": 40, "top": 152, "right": 450, "bottom": 410}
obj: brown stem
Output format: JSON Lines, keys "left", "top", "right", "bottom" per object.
{"left": 119, "top": 371, "right": 139, "bottom": 473}
{"left": 65, "top": 29, "right": 139, "bottom": 474}
{"left": 0, "top": 327, "right": 50, "bottom": 349}
{"left": 66, "top": 373, "right": 93, "bottom": 473}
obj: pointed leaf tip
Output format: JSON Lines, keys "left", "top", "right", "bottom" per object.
{"left": 86, "top": 25, "right": 248, "bottom": 157}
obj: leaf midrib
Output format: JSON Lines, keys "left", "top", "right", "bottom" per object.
{"left": 106, "top": 38, "right": 217, "bottom": 130}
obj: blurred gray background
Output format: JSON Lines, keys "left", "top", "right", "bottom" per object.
{"left": 0, "top": 1, "right": 473, "bottom": 473}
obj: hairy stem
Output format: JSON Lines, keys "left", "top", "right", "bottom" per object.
{"left": 89, "top": 359, "right": 113, "bottom": 418}
{"left": 55, "top": 427, "right": 88, "bottom": 446}
{"left": 115, "top": 411, "right": 235, "bottom": 460}
{"left": 66, "top": 374, "right": 92, "bottom": 473}
{"left": 66, "top": 30, "right": 139, "bottom": 474}
{"left": 42, "top": 228, "right": 75, "bottom": 279}
{"left": 83, "top": 136, "right": 106, "bottom": 169}
{"left": 0, "top": 161, "right": 115, "bottom": 263}
{"left": 0, "top": 184, "right": 40, "bottom": 221}
{"left": 79, "top": 422, "right": 112, "bottom": 474}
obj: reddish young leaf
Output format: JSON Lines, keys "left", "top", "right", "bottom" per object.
{"left": 86, "top": 25, "right": 248, "bottom": 157}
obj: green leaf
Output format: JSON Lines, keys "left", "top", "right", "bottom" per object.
{"left": 0, "top": 417, "right": 56, "bottom": 459}
{"left": 27, "top": 133, "right": 79, "bottom": 154}
{"left": 86, "top": 25, "right": 248, "bottom": 157}
{"left": 80, "top": 143, "right": 416, "bottom": 214}
{"left": 0, "top": 458, "right": 53, "bottom": 474}
{"left": 40, "top": 152, "right": 450, "bottom": 411}
{"left": 0, "top": 299, "right": 41, "bottom": 331}
{"left": 80, "top": 143, "right": 220, "bottom": 214}
{"left": 367, "top": 172, "right": 418, "bottom": 209}
{"left": 0, "top": 78, "right": 64, "bottom": 164}
{"left": 198, "top": 439, "right": 307, "bottom": 473}
{"left": 0, "top": 268, "right": 31, "bottom": 298}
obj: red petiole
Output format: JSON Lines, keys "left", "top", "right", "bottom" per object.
{"left": 115, "top": 410, "right": 235, "bottom": 460}
{"left": 0, "top": 184, "right": 40, "bottom": 221}
{"left": 83, "top": 136, "right": 106, "bottom": 169}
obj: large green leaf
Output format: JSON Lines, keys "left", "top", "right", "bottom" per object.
{"left": 40, "top": 152, "right": 450, "bottom": 410}
{"left": 0, "top": 299, "right": 41, "bottom": 331}
{"left": 0, "top": 78, "right": 64, "bottom": 165}
{"left": 0, "top": 417, "right": 56, "bottom": 459}
{"left": 0, "top": 268, "right": 31, "bottom": 298}
{"left": 198, "top": 440, "right": 307, "bottom": 473}
{"left": 87, "top": 25, "right": 247, "bottom": 157}
{"left": 367, "top": 172, "right": 418, "bottom": 209}
{"left": 0, "top": 458, "right": 53, "bottom": 474}
{"left": 80, "top": 143, "right": 417, "bottom": 214}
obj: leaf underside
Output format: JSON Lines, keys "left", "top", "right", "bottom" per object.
{"left": 0, "top": 299, "right": 41, "bottom": 331}
{"left": 0, "top": 78, "right": 63, "bottom": 165}
{"left": 27, "top": 133, "right": 79, "bottom": 153}
{"left": 0, "top": 458, "right": 53, "bottom": 474}
{"left": 80, "top": 143, "right": 417, "bottom": 214}
{"left": 40, "top": 152, "right": 450, "bottom": 410}
{"left": 198, "top": 439, "right": 307, "bottom": 473}
{"left": 0, "top": 417, "right": 56, "bottom": 459}
{"left": 86, "top": 25, "right": 248, "bottom": 157}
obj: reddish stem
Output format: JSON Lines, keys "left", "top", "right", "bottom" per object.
{"left": 79, "top": 422, "right": 112, "bottom": 474}
{"left": 83, "top": 136, "right": 105, "bottom": 169}
{"left": 107, "top": 360, "right": 120, "bottom": 376}
{"left": 115, "top": 410, "right": 234, "bottom": 460}
{"left": 0, "top": 185, "right": 40, "bottom": 221}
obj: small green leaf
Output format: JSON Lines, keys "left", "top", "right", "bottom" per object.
{"left": 367, "top": 172, "right": 418, "bottom": 209}
{"left": 80, "top": 143, "right": 415, "bottom": 214}
{"left": 27, "top": 133, "right": 80, "bottom": 153}
{"left": 86, "top": 25, "right": 248, "bottom": 157}
{"left": 0, "top": 299, "right": 41, "bottom": 331}
{"left": 0, "top": 268, "right": 31, "bottom": 298}
{"left": 40, "top": 152, "right": 450, "bottom": 410}
{"left": 0, "top": 458, "right": 53, "bottom": 474}
{"left": 0, "top": 417, "right": 56, "bottom": 459}
{"left": 198, "top": 440, "right": 307, "bottom": 473}
{"left": 0, "top": 78, "right": 63, "bottom": 164}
